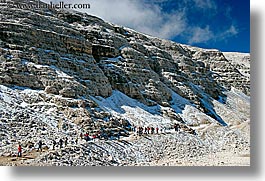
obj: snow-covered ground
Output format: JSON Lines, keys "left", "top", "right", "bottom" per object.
{"left": 0, "top": 82, "right": 250, "bottom": 166}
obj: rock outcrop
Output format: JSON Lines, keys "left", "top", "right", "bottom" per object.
{"left": 0, "top": 0, "right": 250, "bottom": 166}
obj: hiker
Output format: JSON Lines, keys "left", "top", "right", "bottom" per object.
{"left": 37, "top": 140, "right": 43, "bottom": 152}
{"left": 18, "top": 144, "right": 22, "bottom": 157}
{"left": 64, "top": 137, "right": 68, "bottom": 147}
{"left": 92, "top": 134, "right": 97, "bottom": 140}
{"left": 144, "top": 127, "right": 147, "bottom": 134}
{"left": 84, "top": 133, "right": 90, "bottom": 141}
{"left": 174, "top": 124, "right": 177, "bottom": 131}
{"left": 174, "top": 124, "right": 180, "bottom": 132}
{"left": 80, "top": 132, "right": 83, "bottom": 140}
{"left": 173, "top": 124, "right": 176, "bottom": 130}
{"left": 75, "top": 137, "right": 78, "bottom": 144}
{"left": 156, "top": 127, "right": 159, "bottom": 134}
{"left": 52, "top": 140, "right": 56, "bottom": 150}
{"left": 59, "top": 138, "right": 63, "bottom": 149}
{"left": 147, "top": 127, "right": 150, "bottom": 134}
{"left": 138, "top": 127, "right": 142, "bottom": 135}
{"left": 191, "top": 129, "right": 197, "bottom": 135}
{"left": 84, "top": 133, "right": 88, "bottom": 141}
{"left": 151, "top": 127, "right": 154, "bottom": 134}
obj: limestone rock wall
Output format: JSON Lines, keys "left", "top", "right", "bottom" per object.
{"left": 0, "top": 0, "right": 250, "bottom": 127}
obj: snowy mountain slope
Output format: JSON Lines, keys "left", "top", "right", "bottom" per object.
{"left": 0, "top": 0, "right": 250, "bottom": 166}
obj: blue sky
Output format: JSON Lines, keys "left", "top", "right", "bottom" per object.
{"left": 44, "top": 0, "right": 250, "bottom": 53}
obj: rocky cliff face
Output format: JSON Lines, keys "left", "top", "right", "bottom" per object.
{"left": 0, "top": 0, "right": 250, "bottom": 166}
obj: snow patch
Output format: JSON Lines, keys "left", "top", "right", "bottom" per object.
{"left": 92, "top": 90, "right": 172, "bottom": 127}
{"left": 170, "top": 90, "right": 191, "bottom": 113}
{"left": 49, "top": 65, "right": 73, "bottom": 79}
{"left": 92, "top": 90, "right": 193, "bottom": 127}
{"left": 0, "top": 90, "right": 12, "bottom": 104}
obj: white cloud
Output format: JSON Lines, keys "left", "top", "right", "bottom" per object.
{"left": 219, "top": 25, "right": 238, "bottom": 39}
{"left": 85, "top": 0, "right": 187, "bottom": 39}
{"left": 192, "top": 0, "right": 217, "bottom": 10}
{"left": 188, "top": 25, "right": 238, "bottom": 45}
{"left": 225, "top": 25, "right": 238, "bottom": 36}
{"left": 41, "top": 0, "right": 239, "bottom": 46}
{"left": 188, "top": 26, "right": 214, "bottom": 44}
{"left": 42, "top": 0, "right": 187, "bottom": 39}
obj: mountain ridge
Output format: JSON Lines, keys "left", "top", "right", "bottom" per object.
{"left": 0, "top": 0, "right": 250, "bottom": 166}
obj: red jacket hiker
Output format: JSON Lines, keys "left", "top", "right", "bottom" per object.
{"left": 18, "top": 145, "right": 22, "bottom": 152}
{"left": 18, "top": 145, "right": 22, "bottom": 157}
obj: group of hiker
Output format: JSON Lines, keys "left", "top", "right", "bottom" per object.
{"left": 17, "top": 137, "right": 70, "bottom": 157}
{"left": 133, "top": 126, "right": 160, "bottom": 135}
{"left": 17, "top": 131, "right": 118, "bottom": 157}
{"left": 17, "top": 123, "right": 185, "bottom": 157}
{"left": 80, "top": 130, "right": 122, "bottom": 142}
{"left": 52, "top": 137, "right": 68, "bottom": 150}
{"left": 81, "top": 132, "right": 95, "bottom": 141}
{"left": 133, "top": 123, "right": 183, "bottom": 136}
{"left": 173, "top": 123, "right": 181, "bottom": 132}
